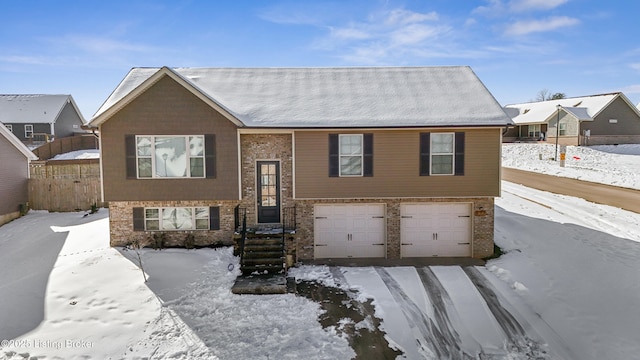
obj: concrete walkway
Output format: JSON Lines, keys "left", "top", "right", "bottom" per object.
{"left": 502, "top": 167, "right": 640, "bottom": 213}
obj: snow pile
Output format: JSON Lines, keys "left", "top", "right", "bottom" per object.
{"left": 50, "top": 149, "right": 99, "bottom": 160}
{"left": 502, "top": 143, "right": 640, "bottom": 189}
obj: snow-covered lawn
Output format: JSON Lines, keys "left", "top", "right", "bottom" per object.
{"left": 1, "top": 143, "right": 639, "bottom": 359}
{"left": 502, "top": 143, "right": 640, "bottom": 189}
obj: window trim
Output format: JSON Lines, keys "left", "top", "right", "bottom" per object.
{"left": 24, "top": 124, "right": 33, "bottom": 138}
{"left": 430, "top": 132, "right": 455, "bottom": 176}
{"left": 135, "top": 135, "right": 205, "bottom": 179}
{"left": 420, "top": 132, "right": 464, "bottom": 176}
{"left": 528, "top": 124, "right": 541, "bottom": 138}
{"left": 338, "top": 134, "right": 364, "bottom": 177}
{"left": 559, "top": 122, "right": 567, "bottom": 136}
{"left": 143, "top": 206, "right": 210, "bottom": 231}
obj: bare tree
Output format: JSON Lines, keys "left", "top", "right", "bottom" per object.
{"left": 535, "top": 89, "right": 551, "bottom": 102}
{"left": 535, "top": 89, "right": 566, "bottom": 101}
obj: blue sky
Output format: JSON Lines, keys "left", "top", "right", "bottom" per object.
{"left": 1, "top": 0, "right": 639, "bottom": 119}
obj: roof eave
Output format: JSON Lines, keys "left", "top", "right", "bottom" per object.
{"left": 88, "top": 67, "right": 245, "bottom": 128}
{"left": 0, "top": 123, "right": 38, "bottom": 160}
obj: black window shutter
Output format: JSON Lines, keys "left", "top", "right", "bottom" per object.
{"left": 209, "top": 206, "right": 220, "bottom": 230}
{"left": 133, "top": 207, "right": 145, "bottom": 231}
{"left": 125, "top": 135, "right": 137, "bottom": 179}
{"left": 363, "top": 133, "right": 373, "bottom": 177}
{"left": 205, "top": 134, "right": 216, "bottom": 178}
{"left": 328, "top": 134, "right": 339, "bottom": 177}
{"left": 419, "top": 133, "right": 430, "bottom": 176}
{"left": 455, "top": 132, "right": 465, "bottom": 176}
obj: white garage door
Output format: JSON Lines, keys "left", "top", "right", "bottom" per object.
{"left": 314, "top": 204, "right": 386, "bottom": 258}
{"left": 401, "top": 203, "right": 472, "bottom": 257}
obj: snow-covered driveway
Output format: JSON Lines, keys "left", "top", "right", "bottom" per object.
{"left": 293, "top": 264, "right": 570, "bottom": 359}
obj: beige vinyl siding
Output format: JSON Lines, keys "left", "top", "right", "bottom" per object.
{"left": 100, "top": 75, "right": 239, "bottom": 202}
{"left": 0, "top": 135, "right": 29, "bottom": 216}
{"left": 294, "top": 128, "right": 501, "bottom": 199}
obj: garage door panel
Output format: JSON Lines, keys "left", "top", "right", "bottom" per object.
{"left": 401, "top": 203, "right": 471, "bottom": 257}
{"left": 314, "top": 204, "right": 386, "bottom": 259}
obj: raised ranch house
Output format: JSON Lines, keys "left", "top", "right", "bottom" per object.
{"left": 0, "top": 94, "right": 86, "bottom": 145}
{"left": 88, "top": 66, "right": 513, "bottom": 261}
{"left": 0, "top": 122, "right": 37, "bottom": 226}
{"left": 503, "top": 92, "right": 640, "bottom": 145}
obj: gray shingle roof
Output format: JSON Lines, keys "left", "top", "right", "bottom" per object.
{"left": 0, "top": 94, "right": 81, "bottom": 124}
{"left": 94, "top": 66, "right": 513, "bottom": 128}
{"left": 504, "top": 93, "right": 619, "bottom": 125}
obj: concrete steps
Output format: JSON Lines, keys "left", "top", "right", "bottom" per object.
{"left": 240, "top": 236, "right": 284, "bottom": 275}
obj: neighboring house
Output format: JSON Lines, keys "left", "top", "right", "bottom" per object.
{"left": 88, "top": 66, "right": 513, "bottom": 260}
{"left": 503, "top": 92, "right": 640, "bottom": 145}
{"left": 0, "top": 94, "right": 86, "bottom": 145}
{"left": 0, "top": 122, "right": 38, "bottom": 226}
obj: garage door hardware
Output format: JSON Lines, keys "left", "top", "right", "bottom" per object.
{"left": 458, "top": 215, "right": 471, "bottom": 218}
{"left": 315, "top": 216, "right": 328, "bottom": 219}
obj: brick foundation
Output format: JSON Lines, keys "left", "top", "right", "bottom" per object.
{"left": 108, "top": 200, "right": 239, "bottom": 247}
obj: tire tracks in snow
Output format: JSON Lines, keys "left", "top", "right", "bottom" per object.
{"left": 462, "top": 267, "right": 549, "bottom": 359}
{"left": 375, "top": 267, "right": 474, "bottom": 360}
{"left": 373, "top": 266, "right": 559, "bottom": 359}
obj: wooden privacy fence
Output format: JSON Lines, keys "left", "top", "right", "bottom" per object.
{"left": 29, "top": 159, "right": 104, "bottom": 212}
{"left": 32, "top": 134, "right": 98, "bottom": 160}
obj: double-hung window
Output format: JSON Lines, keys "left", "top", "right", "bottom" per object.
{"left": 420, "top": 132, "right": 465, "bottom": 176}
{"left": 135, "top": 135, "right": 205, "bottom": 178}
{"left": 339, "top": 134, "right": 363, "bottom": 176}
{"left": 431, "top": 133, "right": 455, "bottom": 175}
{"left": 559, "top": 122, "right": 567, "bottom": 136}
{"left": 329, "top": 133, "right": 373, "bottom": 177}
{"left": 24, "top": 124, "right": 33, "bottom": 138}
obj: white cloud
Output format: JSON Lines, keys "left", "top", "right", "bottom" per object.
{"left": 509, "top": 0, "right": 569, "bottom": 12}
{"left": 619, "top": 84, "right": 640, "bottom": 95}
{"left": 330, "top": 27, "right": 372, "bottom": 41}
{"left": 385, "top": 9, "right": 438, "bottom": 25}
{"left": 474, "top": 0, "right": 568, "bottom": 15}
{"left": 630, "top": 63, "right": 640, "bottom": 72}
{"left": 505, "top": 16, "right": 579, "bottom": 36}
{"left": 0, "top": 55, "right": 47, "bottom": 65}
{"left": 50, "top": 35, "right": 157, "bottom": 55}
{"left": 309, "top": 7, "right": 452, "bottom": 63}
{"left": 390, "top": 23, "right": 441, "bottom": 45}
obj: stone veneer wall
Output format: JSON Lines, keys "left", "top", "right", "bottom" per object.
{"left": 294, "top": 197, "right": 494, "bottom": 260}
{"left": 108, "top": 200, "right": 239, "bottom": 247}
{"left": 238, "top": 134, "right": 294, "bottom": 226}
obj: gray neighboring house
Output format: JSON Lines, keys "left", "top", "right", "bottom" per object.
{"left": 0, "top": 94, "right": 86, "bottom": 145}
{"left": 503, "top": 92, "right": 640, "bottom": 145}
{"left": 0, "top": 122, "right": 37, "bottom": 226}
